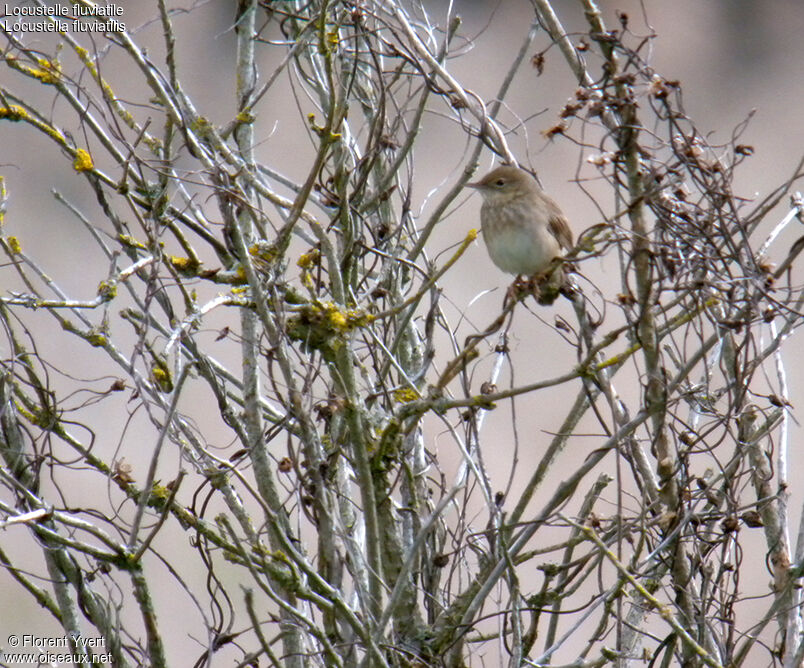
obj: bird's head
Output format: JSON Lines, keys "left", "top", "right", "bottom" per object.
{"left": 466, "top": 165, "right": 539, "bottom": 203}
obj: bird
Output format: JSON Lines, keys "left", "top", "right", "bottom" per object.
{"left": 466, "top": 165, "right": 573, "bottom": 303}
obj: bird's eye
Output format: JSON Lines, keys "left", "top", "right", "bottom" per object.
{"left": 494, "top": 179, "right": 506, "bottom": 187}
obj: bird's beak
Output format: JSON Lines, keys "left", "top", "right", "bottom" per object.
{"left": 465, "top": 181, "right": 481, "bottom": 189}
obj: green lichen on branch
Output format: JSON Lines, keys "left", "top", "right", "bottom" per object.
{"left": 286, "top": 300, "right": 374, "bottom": 359}
{"left": 167, "top": 254, "right": 201, "bottom": 277}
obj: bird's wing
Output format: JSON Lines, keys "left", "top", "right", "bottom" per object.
{"left": 548, "top": 214, "right": 573, "bottom": 251}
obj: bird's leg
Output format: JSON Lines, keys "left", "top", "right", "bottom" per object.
{"left": 529, "top": 261, "right": 566, "bottom": 306}
{"left": 504, "top": 275, "right": 532, "bottom": 308}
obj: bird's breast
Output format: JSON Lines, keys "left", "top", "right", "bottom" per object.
{"left": 480, "top": 199, "right": 560, "bottom": 275}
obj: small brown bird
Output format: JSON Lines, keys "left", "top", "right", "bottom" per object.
{"left": 466, "top": 165, "right": 573, "bottom": 279}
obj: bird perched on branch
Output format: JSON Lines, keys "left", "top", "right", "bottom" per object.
{"left": 466, "top": 165, "right": 573, "bottom": 304}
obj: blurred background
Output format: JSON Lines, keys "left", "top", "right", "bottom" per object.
{"left": 1, "top": 0, "right": 803, "bottom": 663}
